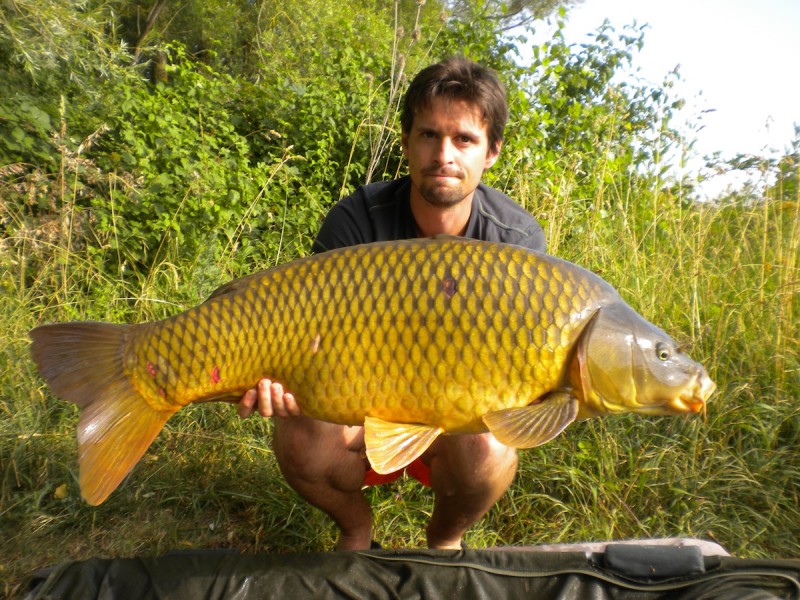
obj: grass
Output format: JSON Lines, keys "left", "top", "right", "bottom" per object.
{"left": 1, "top": 177, "right": 799, "bottom": 597}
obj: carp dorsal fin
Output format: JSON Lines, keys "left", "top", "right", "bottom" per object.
{"left": 430, "top": 233, "right": 464, "bottom": 241}
{"left": 364, "top": 417, "right": 443, "bottom": 474}
{"left": 205, "top": 277, "right": 247, "bottom": 301}
{"left": 483, "top": 392, "right": 579, "bottom": 448}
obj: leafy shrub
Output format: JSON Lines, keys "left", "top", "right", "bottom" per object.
{"left": 2, "top": 1, "right": 688, "bottom": 278}
{"left": 497, "top": 20, "right": 685, "bottom": 214}
{"left": 82, "top": 45, "right": 308, "bottom": 272}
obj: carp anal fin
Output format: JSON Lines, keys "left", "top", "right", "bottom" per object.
{"left": 364, "top": 417, "right": 443, "bottom": 474}
{"left": 483, "top": 392, "right": 579, "bottom": 448}
{"left": 30, "top": 322, "right": 176, "bottom": 505}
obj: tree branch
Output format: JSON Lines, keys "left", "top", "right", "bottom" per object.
{"left": 133, "top": 0, "right": 167, "bottom": 62}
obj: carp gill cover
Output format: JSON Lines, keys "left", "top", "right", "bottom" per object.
{"left": 30, "top": 236, "right": 715, "bottom": 505}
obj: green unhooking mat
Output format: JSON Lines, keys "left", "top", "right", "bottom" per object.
{"left": 25, "top": 544, "right": 800, "bottom": 600}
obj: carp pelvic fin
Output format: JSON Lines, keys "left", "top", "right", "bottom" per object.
{"left": 30, "top": 322, "right": 176, "bottom": 505}
{"left": 483, "top": 392, "right": 579, "bottom": 448}
{"left": 364, "top": 417, "right": 443, "bottom": 474}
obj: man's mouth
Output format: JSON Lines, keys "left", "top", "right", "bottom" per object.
{"left": 424, "top": 169, "right": 462, "bottom": 179}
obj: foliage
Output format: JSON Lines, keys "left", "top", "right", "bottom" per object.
{"left": 0, "top": 92, "right": 56, "bottom": 166}
{"left": 86, "top": 45, "right": 289, "bottom": 271}
{"left": 1, "top": 0, "right": 689, "bottom": 275}
{"left": 699, "top": 127, "right": 800, "bottom": 206}
{"left": 764, "top": 126, "right": 799, "bottom": 202}
{"left": 447, "top": 0, "right": 579, "bottom": 30}
{"left": 0, "top": 0, "right": 126, "bottom": 167}
{"left": 500, "top": 19, "right": 685, "bottom": 215}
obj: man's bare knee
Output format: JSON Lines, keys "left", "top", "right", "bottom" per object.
{"left": 273, "top": 417, "right": 321, "bottom": 478}
{"left": 470, "top": 434, "right": 516, "bottom": 466}
{"left": 273, "top": 418, "right": 366, "bottom": 492}
{"left": 427, "top": 433, "right": 517, "bottom": 496}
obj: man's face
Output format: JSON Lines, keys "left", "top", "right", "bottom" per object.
{"left": 402, "top": 97, "right": 500, "bottom": 209}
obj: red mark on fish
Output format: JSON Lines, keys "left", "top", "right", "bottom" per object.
{"left": 211, "top": 366, "right": 221, "bottom": 384}
{"left": 147, "top": 362, "right": 157, "bottom": 378}
{"left": 442, "top": 276, "right": 457, "bottom": 299}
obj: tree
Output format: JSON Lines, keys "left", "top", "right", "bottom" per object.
{"left": 2, "top": 0, "right": 691, "bottom": 276}
{"left": 447, "top": 0, "right": 580, "bottom": 30}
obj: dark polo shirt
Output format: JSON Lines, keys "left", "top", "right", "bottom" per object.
{"left": 312, "top": 176, "right": 545, "bottom": 254}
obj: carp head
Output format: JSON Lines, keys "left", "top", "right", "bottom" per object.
{"left": 573, "top": 302, "right": 715, "bottom": 419}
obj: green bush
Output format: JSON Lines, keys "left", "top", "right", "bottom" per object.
{"left": 87, "top": 46, "right": 280, "bottom": 270}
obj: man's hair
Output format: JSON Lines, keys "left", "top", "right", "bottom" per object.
{"left": 401, "top": 57, "right": 508, "bottom": 153}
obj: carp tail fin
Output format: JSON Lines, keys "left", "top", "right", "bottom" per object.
{"left": 30, "top": 322, "right": 175, "bottom": 505}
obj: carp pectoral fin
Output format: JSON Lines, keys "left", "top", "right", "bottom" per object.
{"left": 483, "top": 393, "right": 579, "bottom": 448}
{"left": 363, "top": 417, "right": 443, "bottom": 475}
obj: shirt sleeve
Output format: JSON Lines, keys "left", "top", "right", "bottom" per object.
{"left": 470, "top": 184, "right": 547, "bottom": 253}
{"left": 311, "top": 193, "right": 371, "bottom": 254}
{"left": 516, "top": 224, "right": 546, "bottom": 253}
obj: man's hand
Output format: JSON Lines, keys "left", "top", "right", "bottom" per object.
{"left": 238, "top": 379, "right": 300, "bottom": 418}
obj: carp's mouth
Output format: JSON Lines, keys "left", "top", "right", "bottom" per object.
{"left": 667, "top": 396, "right": 705, "bottom": 414}
{"left": 665, "top": 374, "right": 716, "bottom": 415}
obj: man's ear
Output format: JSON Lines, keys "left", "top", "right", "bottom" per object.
{"left": 484, "top": 140, "right": 502, "bottom": 170}
{"left": 401, "top": 131, "right": 409, "bottom": 157}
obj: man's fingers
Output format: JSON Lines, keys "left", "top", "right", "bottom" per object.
{"left": 238, "top": 388, "right": 258, "bottom": 418}
{"left": 238, "top": 378, "right": 300, "bottom": 419}
{"left": 256, "top": 379, "right": 275, "bottom": 417}
{"left": 268, "top": 381, "right": 301, "bottom": 417}
{"left": 284, "top": 392, "right": 301, "bottom": 416}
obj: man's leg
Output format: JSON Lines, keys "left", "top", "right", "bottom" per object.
{"left": 424, "top": 433, "right": 518, "bottom": 549}
{"left": 273, "top": 417, "right": 372, "bottom": 550}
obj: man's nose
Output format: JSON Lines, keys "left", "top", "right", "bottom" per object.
{"left": 434, "top": 138, "right": 456, "bottom": 164}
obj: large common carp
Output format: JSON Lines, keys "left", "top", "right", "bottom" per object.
{"left": 30, "top": 236, "right": 715, "bottom": 505}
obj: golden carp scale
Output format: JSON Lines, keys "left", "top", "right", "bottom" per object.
{"left": 128, "top": 237, "right": 613, "bottom": 433}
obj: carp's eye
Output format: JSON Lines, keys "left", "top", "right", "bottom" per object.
{"left": 656, "top": 343, "right": 671, "bottom": 361}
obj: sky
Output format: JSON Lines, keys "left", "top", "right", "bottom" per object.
{"left": 527, "top": 0, "right": 800, "bottom": 197}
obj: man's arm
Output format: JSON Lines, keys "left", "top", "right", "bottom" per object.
{"left": 518, "top": 225, "right": 546, "bottom": 253}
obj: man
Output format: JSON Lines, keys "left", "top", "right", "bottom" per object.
{"left": 239, "top": 57, "right": 545, "bottom": 551}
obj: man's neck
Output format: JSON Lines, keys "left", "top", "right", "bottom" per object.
{"left": 410, "top": 190, "right": 475, "bottom": 238}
